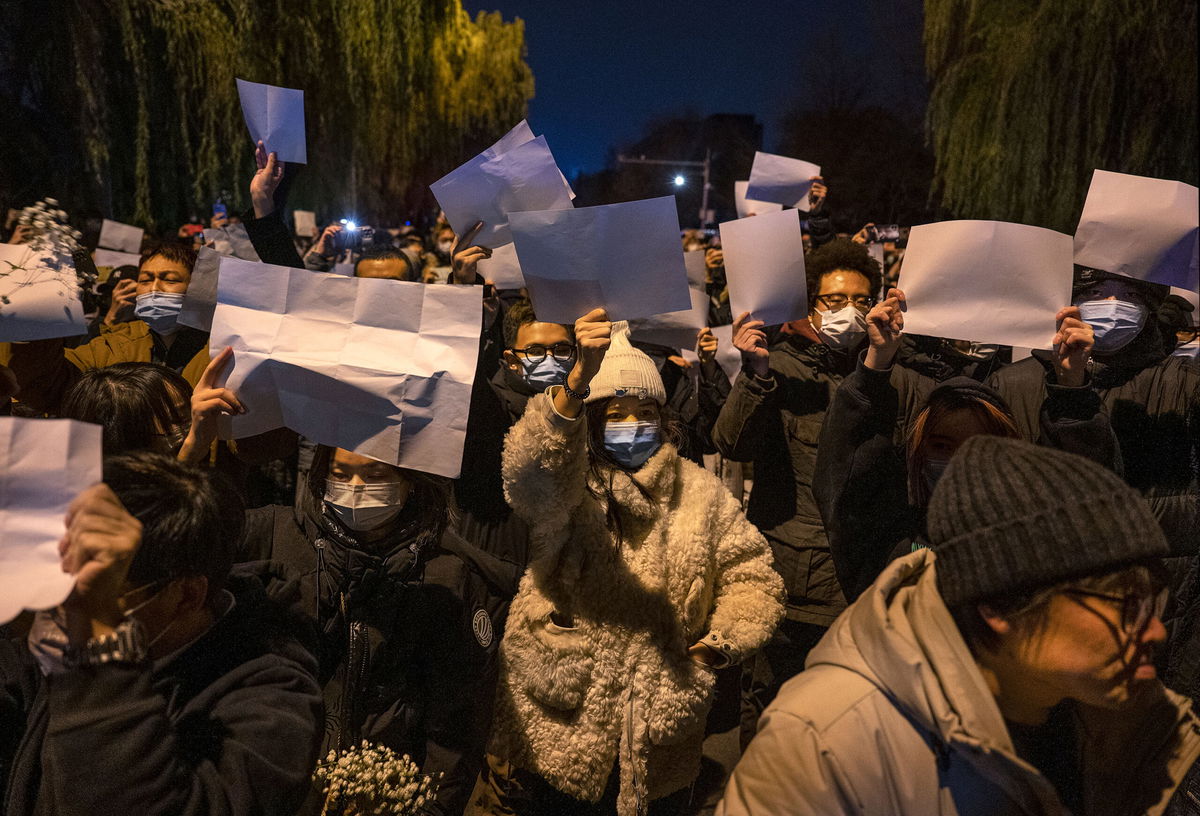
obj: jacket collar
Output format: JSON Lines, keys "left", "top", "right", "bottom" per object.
{"left": 587, "top": 443, "right": 678, "bottom": 522}
{"left": 809, "top": 549, "right": 1200, "bottom": 815}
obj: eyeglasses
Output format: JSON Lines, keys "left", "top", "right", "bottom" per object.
{"left": 814, "top": 294, "right": 876, "bottom": 311}
{"left": 512, "top": 343, "right": 576, "bottom": 362}
{"left": 1062, "top": 587, "right": 1168, "bottom": 633}
{"left": 1177, "top": 327, "right": 1199, "bottom": 343}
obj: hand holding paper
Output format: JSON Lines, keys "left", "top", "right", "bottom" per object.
{"left": 898, "top": 220, "right": 1073, "bottom": 350}
{"left": 250, "top": 140, "right": 286, "bottom": 218}
{"left": 863, "top": 288, "right": 907, "bottom": 371}
{"left": 59, "top": 483, "right": 143, "bottom": 631}
{"left": 236, "top": 78, "right": 307, "bottom": 164}
{"left": 0, "top": 417, "right": 102, "bottom": 625}
{"left": 745, "top": 152, "right": 822, "bottom": 211}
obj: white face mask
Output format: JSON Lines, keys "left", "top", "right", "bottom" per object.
{"left": 1078, "top": 299, "right": 1147, "bottom": 353}
{"left": 1173, "top": 339, "right": 1200, "bottom": 360}
{"left": 814, "top": 304, "right": 868, "bottom": 349}
{"left": 324, "top": 480, "right": 408, "bottom": 532}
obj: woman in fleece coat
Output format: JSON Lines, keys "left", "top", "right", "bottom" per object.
{"left": 478, "top": 310, "right": 784, "bottom": 816}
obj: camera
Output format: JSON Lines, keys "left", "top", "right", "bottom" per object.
{"left": 334, "top": 219, "right": 376, "bottom": 253}
{"left": 867, "top": 224, "right": 901, "bottom": 243}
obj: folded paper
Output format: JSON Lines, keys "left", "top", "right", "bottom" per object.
{"left": 0, "top": 417, "right": 102, "bottom": 625}
{"left": 293, "top": 209, "right": 318, "bottom": 238}
{"left": 236, "top": 78, "right": 307, "bottom": 164}
{"left": 1074, "top": 170, "right": 1199, "bottom": 290}
{"left": 179, "top": 227, "right": 262, "bottom": 333}
{"left": 209, "top": 259, "right": 482, "bottom": 477}
{"left": 719, "top": 208, "right": 808, "bottom": 327}
{"left": 511, "top": 195, "right": 691, "bottom": 324}
{"left": 431, "top": 133, "right": 573, "bottom": 247}
{"left": 0, "top": 245, "right": 87, "bottom": 342}
{"left": 98, "top": 219, "right": 144, "bottom": 253}
{"left": 745, "top": 152, "right": 822, "bottom": 212}
{"left": 899, "top": 220, "right": 1073, "bottom": 350}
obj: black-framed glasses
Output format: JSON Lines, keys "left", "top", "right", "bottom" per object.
{"left": 814, "top": 294, "right": 876, "bottom": 311}
{"left": 1062, "top": 587, "right": 1168, "bottom": 633}
{"left": 1177, "top": 327, "right": 1199, "bottom": 344}
{"left": 512, "top": 343, "right": 576, "bottom": 363}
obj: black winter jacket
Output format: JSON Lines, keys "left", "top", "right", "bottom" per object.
{"left": 814, "top": 357, "right": 1119, "bottom": 601}
{"left": 236, "top": 502, "right": 516, "bottom": 816}
{"left": 2, "top": 578, "right": 323, "bottom": 816}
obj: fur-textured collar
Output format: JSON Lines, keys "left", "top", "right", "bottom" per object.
{"left": 586, "top": 443, "right": 679, "bottom": 521}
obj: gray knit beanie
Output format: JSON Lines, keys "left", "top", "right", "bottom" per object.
{"left": 928, "top": 435, "right": 1168, "bottom": 607}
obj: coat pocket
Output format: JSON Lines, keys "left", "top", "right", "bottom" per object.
{"left": 512, "top": 615, "right": 595, "bottom": 712}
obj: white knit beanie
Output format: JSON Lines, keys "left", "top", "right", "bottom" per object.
{"left": 585, "top": 320, "right": 667, "bottom": 405}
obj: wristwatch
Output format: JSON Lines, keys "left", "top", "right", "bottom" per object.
{"left": 64, "top": 619, "right": 149, "bottom": 669}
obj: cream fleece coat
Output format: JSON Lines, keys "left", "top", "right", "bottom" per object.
{"left": 719, "top": 548, "right": 1200, "bottom": 816}
{"left": 492, "top": 393, "right": 784, "bottom": 815}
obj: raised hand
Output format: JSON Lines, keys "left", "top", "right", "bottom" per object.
{"left": 732, "top": 311, "right": 769, "bottom": 377}
{"left": 450, "top": 220, "right": 492, "bottom": 285}
{"left": 851, "top": 222, "right": 875, "bottom": 245}
{"left": 808, "top": 176, "right": 827, "bottom": 211}
{"left": 310, "top": 224, "right": 343, "bottom": 259}
{"left": 1052, "top": 305, "right": 1095, "bottom": 387}
{"left": 864, "top": 287, "right": 906, "bottom": 371}
{"left": 59, "top": 483, "right": 143, "bottom": 638}
{"left": 705, "top": 248, "right": 724, "bottom": 272}
{"left": 178, "top": 346, "right": 245, "bottom": 464}
{"left": 697, "top": 326, "right": 718, "bottom": 364}
{"left": 250, "top": 140, "right": 285, "bottom": 219}
{"left": 104, "top": 278, "right": 138, "bottom": 327}
{"left": 554, "top": 308, "right": 611, "bottom": 419}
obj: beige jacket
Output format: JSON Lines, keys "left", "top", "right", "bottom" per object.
{"left": 719, "top": 548, "right": 1200, "bottom": 816}
{"left": 492, "top": 393, "right": 784, "bottom": 815}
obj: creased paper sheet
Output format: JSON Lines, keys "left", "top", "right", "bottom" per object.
{"left": 0, "top": 417, "right": 102, "bottom": 625}
{"left": 179, "top": 227, "right": 262, "bottom": 333}
{"left": 1074, "top": 170, "right": 1199, "bottom": 290}
{"left": 734, "top": 181, "right": 783, "bottom": 218}
{"left": 477, "top": 242, "right": 525, "bottom": 290}
{"left": 899, "top": 220, "right": 1073, "bottom": 350}
{"left": 93, "top": 249, "right": 141, "bottom": 270}
{"left": 744, "top": 152, "right": 822, "bottom": 212}
{"left": 711, "top": 324, "right": 743, "bottom": 386}
{"left": 511, "top": 195, "right": 692, "bottom": 325}
{"left": 98, "top": 219, "right": 144, "bottom": 253}
{"left": 236, "top": 78, "right": 307, "bottom": 164}
{"left": 293, "top": 210, "right": 318, "bottom": 238}
{"left": 431, "top": 134, "right": 573, "bottom": 248}
{"left": 0, "top": 245, "right": 87, "bottom": 342}
{"left": 720, "top": 208, "right": 808, "bottom": 328}
{"left": 629, "top": 250, "right": 710, "bottom": 349}
{"left": 210, "top": 259, "right": 482, "bottom": 478}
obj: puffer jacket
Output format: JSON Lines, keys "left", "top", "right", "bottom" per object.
{"left": 718, "top": 549, "right": 1200, "bottom": 816}
{"left": 492, "top": 393, "right": 784, "bottom": 816}
{"left": 712, "top": 333, "right": 931, "bottom": 624}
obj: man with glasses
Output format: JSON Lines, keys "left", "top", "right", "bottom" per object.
{"left": 712, "top": 238, "right": 886, "bottom": 744}
{"left": 721, "top": 435, "right": 1199, "bottom": 815}
{"left": 454, "top": 298, "right": 577, "bottom": 570}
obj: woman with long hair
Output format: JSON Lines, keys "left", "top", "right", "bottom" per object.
{"left": 478, "top": 311, "right": 783, "bottom": 816}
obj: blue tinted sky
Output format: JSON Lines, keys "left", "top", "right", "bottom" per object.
{"left": 462, "top": 0, "right": 924, "bottom": 178}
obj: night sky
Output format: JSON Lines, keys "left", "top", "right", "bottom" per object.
{"left": 463, "top": 0, "right": 925, "bottom": 180}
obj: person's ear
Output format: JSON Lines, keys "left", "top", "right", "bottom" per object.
{"left": 502, "top": 349, "right": 522, "bottom": 371}
{"left": 978, "top": 604, "right": 1013, "bottom": 637}
{"left": 174, "top": 575, "right": 210, "bottom": 613}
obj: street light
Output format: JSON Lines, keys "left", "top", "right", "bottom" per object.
{"left": 616, "top": 150, "right": 713, "bottom": 227}
{"left": 673, "top": 175, "right": 686, "bottom": 186}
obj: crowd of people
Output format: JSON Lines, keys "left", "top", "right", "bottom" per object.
{"left": 0, "top": 137, "right": 1198, "bottom": 816}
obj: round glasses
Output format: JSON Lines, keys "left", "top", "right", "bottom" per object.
{"left": 1063, "top": 587, "right": 1169, "bottom": 633}
{"left": 512, "top": 343, "right": 576, "bottom": 363}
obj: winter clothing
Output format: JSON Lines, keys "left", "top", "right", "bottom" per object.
{"left": 585, "top": 322, "right": 668, "bottom": 405}
{"left": 3, "top": 578, "right": 323, "bottom": 816}
{"left": 633, "top": 341, "right": 732, "bottom": 464}
{"left": 6, "top": 321, "right": 209, "bottom": 413}
{"left": 989, "top": 350, "right": 1199, "bottom": 558}
{"left": 897, "top": 333, "right": 1011, "bottom": 382}
{"left": 718, "top": 548, "right": 1200, "bottom": 816}
{"left": 929, "top": 435, "right": 1170, "bottom": 606}
{"left": 235, "top": 462, "right": 519, "bottom": 816}
{"left": 712, "top": 334, "right": 930, "bottom": 624}
{"left": 492, "top": 392, "right": 784, "bottom": 816}
{"left": 814, "top": 354, "right": 1119, "bottom": 601}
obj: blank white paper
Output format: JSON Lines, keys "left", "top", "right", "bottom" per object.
{"left": 745, "top": 152, "right": 822, "bottom": 212}
{"left": 719, "top": 208, "right": 808, "bottom": 327}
